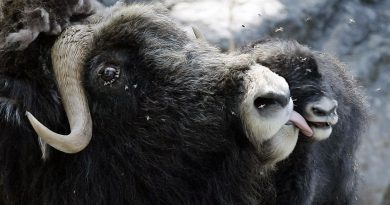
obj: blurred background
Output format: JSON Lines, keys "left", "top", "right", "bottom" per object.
{"left": 101, "top": 0, "right": 390, "bottom": 204}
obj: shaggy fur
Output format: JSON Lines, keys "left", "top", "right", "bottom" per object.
{"left": 0, "top": 1, "right": 366, "bottom": 204}
{"left": 0, "top": 0, "right": 101, "bottom": 51}
{"left": 0, "top": 3, "right": 282, "bottom": 205}
{"left": 246, "top": 39, "right": 367, "bottom": 204}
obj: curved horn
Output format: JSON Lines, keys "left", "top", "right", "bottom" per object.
{"left": 26, "top": 25, "right": 95, "bottom": 153}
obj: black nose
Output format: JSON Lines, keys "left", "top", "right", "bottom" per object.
{"left": 311, "top": 103, "right": 337, "bottom": 116}
{"left": 254, "top": 92, "right": 290, "bottom": 109}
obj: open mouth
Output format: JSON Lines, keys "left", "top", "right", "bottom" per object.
{"left": 307, "top": 121, "right": 331, "bottom": 129}
{"left": 305, "top": 119, "right": 334, "bottom": 141}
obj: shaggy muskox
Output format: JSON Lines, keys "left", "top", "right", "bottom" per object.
{"left": 0, "top": 2, "right": 316, "bottom": 204}
{"left": 1, "top": 0, "right": 367, "bottom": 204}
{"left": 247, "top": 39, "right": 367, "bottom": 204}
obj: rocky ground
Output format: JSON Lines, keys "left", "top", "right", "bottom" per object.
{"left": 101, "top": 0, "right": 390, "bottom": 204}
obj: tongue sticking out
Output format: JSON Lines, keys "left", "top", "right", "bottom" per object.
{"left": 289, "top": 111, "right": 313, "bottom": 137}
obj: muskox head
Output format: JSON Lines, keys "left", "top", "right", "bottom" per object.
{"left": 250, "top": 39, "right": 339, "bottom": 141}
{"left": 25, "top": 4, "right": 311, "bottom": 164}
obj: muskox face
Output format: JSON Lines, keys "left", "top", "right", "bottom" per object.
{"left": 251, "top": 39, "right": 339, "bottom": 141}
{"left": 26, "top": 4, "right": 311, "bottom": 164}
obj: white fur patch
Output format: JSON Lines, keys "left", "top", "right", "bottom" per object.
{"left": 5, "top": 29, "right": 36, "bottom": 50}
{"left": 304, "top": 96, "right": 338, "bottom": 141}
{"left": 265, "top": 124, "right": 299, "bottom": 164}
{"left": 38, "top": 138, "right": 50, "bottom": 160}
{"left": 240, "top": 64, "right": 290, "bottom": 142}
{"left": 310, "top": 127, "right": 333, "bottom": 141}
{"left": 240, "top": 64, "right": 299, "bottom": 164}
{"left": 3, "top": 8, "right": 51, "bottom": 50}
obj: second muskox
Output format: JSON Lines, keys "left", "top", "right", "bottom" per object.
{"left": 248, "top": 39, "right": 367, "bottom": 204}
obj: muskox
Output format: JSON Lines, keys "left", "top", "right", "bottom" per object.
{"left": 247, "top": 39, "right": 367, "bottom": 204}
{"left": 0, "top": 2, "right": 316, "bottom": 204}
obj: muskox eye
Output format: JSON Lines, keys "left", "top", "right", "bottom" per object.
{"left": 98, "top": 66, "right": 120, "bottom": 86}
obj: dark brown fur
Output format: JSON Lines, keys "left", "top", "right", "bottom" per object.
{"left": 0, "top": 2, "right": 367, "bottom": 204}
{"left": 0, "top": 3, "right": 276, "bottom": 205}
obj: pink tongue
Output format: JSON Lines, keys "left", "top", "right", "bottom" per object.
{"left": 289, "top": 111, "right": 313, "bottom": 137}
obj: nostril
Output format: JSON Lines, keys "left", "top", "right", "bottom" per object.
{"left": 254, "top": 92, "right": 290, "bottom": 109}
{"left": 306, "top": 97, "right": 339, "bottom": 123}
{"left": 312, "top": 107, "right": 327, "bottom": 116}
{"left": 329, "top": 106, "right": 337, "bottom": 115}
{"left": 254, "top": 97, "right": 275, "bottom": 109}
{"left": 312, "top": 105, "right": 337, "bottom": 116}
